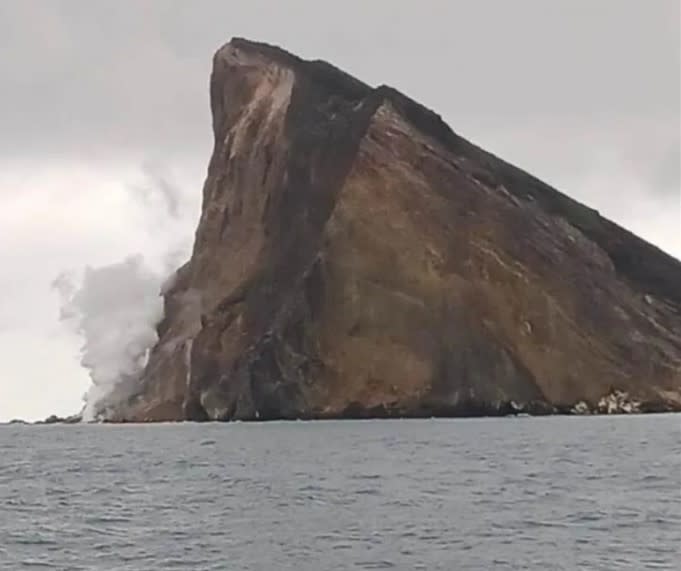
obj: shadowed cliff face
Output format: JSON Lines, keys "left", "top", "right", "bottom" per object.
{"left": 113, "top": 38, "right": 681, "bottom": 421}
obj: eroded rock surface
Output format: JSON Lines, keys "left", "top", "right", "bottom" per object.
{"left": 111, "top": 38, "right": 681, "bottom": 421}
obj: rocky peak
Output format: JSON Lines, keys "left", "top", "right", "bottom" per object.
{"left": 108, "top": 38, "right": 681, "bottom": 422}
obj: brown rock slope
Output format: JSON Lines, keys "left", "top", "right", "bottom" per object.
{"left": 113, "top": 38, "right": 681, "bottom": 421}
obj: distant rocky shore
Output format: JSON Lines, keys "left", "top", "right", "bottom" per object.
{"left": 8, "top": 388, "right": 677, "bottom": 425}
{"left": 7, "top": 414, "right": 82, "bottom": 425}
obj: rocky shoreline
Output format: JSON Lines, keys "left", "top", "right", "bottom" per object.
{"left": 16, "top": 388, "right": 679, "bottom": 425}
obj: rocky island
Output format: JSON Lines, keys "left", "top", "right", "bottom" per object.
{"left": 99, "top": 38, "right": 681, "bottom": 422}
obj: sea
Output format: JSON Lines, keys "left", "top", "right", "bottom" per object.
{"left": 0, "top": 415, "right": 679, "bottom": 570}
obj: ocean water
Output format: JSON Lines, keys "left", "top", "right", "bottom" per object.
{"left": 0, "top": 415, "right": 679, "bottom": 570}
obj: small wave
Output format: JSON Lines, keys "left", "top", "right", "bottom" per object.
{"left": 355, "top": 561, "right": 396, "bottom": 569}
{"left": 19, "top": 561, "right": 58, "bottom": 568}
{"left": 355, "top": 488, "right": 380, "bottom": 496}
{"left": 12, "top": 537, "right": 59, "bottom": 546}
{"left": 84, "top": 515, "right": 132, "bottom": 524}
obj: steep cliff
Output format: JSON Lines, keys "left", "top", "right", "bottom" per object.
{"left": 111, "top": 38, "right": 681, "bottom": 421}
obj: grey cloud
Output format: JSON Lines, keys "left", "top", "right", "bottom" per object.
{"left": 0, "top": 0, "right": 678, "bottom": 163}
{"left": 652, "top": 138, "right": 681, "bottom": 196}
{"left": 129, "top": 161, "right": 184, "bottom": 220}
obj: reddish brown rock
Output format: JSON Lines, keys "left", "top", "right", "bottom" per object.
{"left": 112, "top": 38, "right": 681, "bottom": 421}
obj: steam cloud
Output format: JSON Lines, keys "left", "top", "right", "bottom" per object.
{"left": 53, "top": 161, "right": 194, "bottom": 420}
{"left": 53, "top": 257, "right": 165, "bottom": 420}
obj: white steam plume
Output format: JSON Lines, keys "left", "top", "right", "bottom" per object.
{"left": 53, "top": 257, "right": 164, "bottom": 420}
{"left": 53, "top": 161, "right": 195, "bottom": 421}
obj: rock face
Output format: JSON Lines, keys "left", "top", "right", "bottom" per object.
{"left": 113, "top": 38, "right": 681, "bottom": 421}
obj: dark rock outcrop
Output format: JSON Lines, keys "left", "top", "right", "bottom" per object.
{"left": 35, "top": 414, "right": 81, "bottom": 425}
{"left": 111, "top": 38, "right": 681, "bottom": 421}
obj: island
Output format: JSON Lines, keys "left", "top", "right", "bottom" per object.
{"left": 80, "top": 38, "right": 681, "bottom": 422}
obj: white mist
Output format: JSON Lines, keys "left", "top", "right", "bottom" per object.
{"left": 52, "top": 160, "right": 197, "bottom": 420}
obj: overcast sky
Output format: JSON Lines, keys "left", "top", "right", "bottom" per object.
{"left": 0, "top": 0, "right": 679, "bottom": 421}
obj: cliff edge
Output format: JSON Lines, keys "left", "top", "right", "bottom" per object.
{"left": 110, "top": 38, "right": 681, "bottom": 421}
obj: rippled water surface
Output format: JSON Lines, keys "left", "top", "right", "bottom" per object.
{"left": 1, "top": 415, "right": 679, "bottom": 570}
